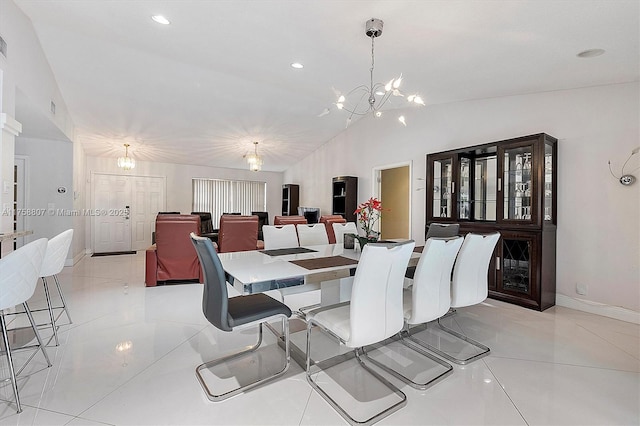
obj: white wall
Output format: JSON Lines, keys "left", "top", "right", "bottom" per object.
{"left": 85, "top": 156, "right": 285, "bottom": 249}
{"left": 0, "top": 0, "right": 73, "bottom": 139}
{"left": 0, "top": 0, "right": 83, "bottom": 262}
{"left": 14, "top": 137, "right": 74, "bottom": 241}
{"left": 284, "top": 82, "right": 640, "bottom": 314}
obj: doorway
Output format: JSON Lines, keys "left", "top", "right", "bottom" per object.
{"left": 13, "top": 156, "right": 28, "bottom": 249}
{"left": 91, "top": 173, "right": 166, "bottom": 253}
{"left": 373, "top": 162, "right": 411, "bottom": 239}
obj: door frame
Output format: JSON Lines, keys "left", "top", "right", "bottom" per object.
{"left": 14, "top": 155, "right": 29, "bottom": 248}
{"left": 371, "top": 161, "right": 413, "bottom": 239}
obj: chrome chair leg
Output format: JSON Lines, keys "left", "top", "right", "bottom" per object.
{"left": 407, "top": 317, "right": 490, "bottom": 365}
{"left": 41, "top": 277, "right": 59, "bottom": 346}
{"left": 306, "top": 319, "right": 407, "bottom": 426}
{"left": 53, "top": 274, "right": 73, "bottom": 324}
{"left": 359, "top": 327, "right": 453, "bottom": 390}
{"left": 24, "top": 302, "right": 52, "bottom": 367}
{"left": 0, "top": 313, "right": 22, "bottom": 413}
{"left": 196, "top": 315, "right": 290, "bottom": 402}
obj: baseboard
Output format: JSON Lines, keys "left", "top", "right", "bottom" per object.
{"left": 555, "top": 294, "right": 640, "bottom": 325}
{"left": 65, "top": 250, "right": 86, "bottom": 267}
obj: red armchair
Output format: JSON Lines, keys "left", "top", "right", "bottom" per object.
{"left": 320, "top": 214, "right": 346, "bottom": 244}
{"left": 217, "top": 215, "right": 259, "bottom": 253}
{"left": 145, "top": 214, "right": 202, "bottom": 287}
{"left": 273, "top": 215, "right": 308, "bottom": 226}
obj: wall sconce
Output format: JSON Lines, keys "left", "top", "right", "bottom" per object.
{"left": 608, "top": 147, "right": 639, "bottom": 186}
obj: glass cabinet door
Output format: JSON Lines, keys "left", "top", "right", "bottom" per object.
{"left": 544, "top": 142, "right": 554, "bottom": 223}
{"left": 496, "top": 231, "right": 539, "bottom": 303}
{"left": 458, "top": 157, "right": 471, "bottom": 220}
{"left": 473, "top": 156, "right": 497, "bottom": 221}
{"left": 432, "top": 157, "right": 453, "bottom": 219}
{"left": 502, "top": 144, "right": 534, "bottom": 222}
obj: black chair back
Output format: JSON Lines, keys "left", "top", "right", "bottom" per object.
{"left": 191, "top": 212, "right": 214, "bottom": 234}
{"left": 252, "top": 211, "right": 269, "bottom": 239}
{"left": 298, "top": 207, "right": 320, "bottom": 224}
{"left": 190, "top": 233, "right": 231, "bottom": 331}
{"left": 426, "top": 223, "right": 460, "bottom": 238}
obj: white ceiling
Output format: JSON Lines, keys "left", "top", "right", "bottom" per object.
{"left": 13, "top": 0, "right": 639, "bottom": 171}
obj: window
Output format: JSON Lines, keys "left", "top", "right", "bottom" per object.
{"left": 192, "top": 178, "right": 266, "bottom": 228}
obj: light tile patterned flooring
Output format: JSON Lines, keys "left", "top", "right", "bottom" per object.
{"left": 1, "top": 252, "right": 638, "bottom": 425}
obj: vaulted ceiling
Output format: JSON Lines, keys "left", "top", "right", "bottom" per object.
{"left": 14, "top": 0, "right": 639, "bottom": 171}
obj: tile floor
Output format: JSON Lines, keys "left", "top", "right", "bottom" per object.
{"left": 1, "top": 252, "right": 638, "bottom": 425}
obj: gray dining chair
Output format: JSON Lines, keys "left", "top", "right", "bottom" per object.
{"left": 190, "top": 233, "right": 292, "bottom": 401}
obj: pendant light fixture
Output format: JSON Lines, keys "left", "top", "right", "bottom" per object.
{"left": 335, "top": 18, "right": 425, "bottom": 127}
{"left": 246, "top": 141, "right": 263, "bottom": 172}
{"left": 117, "top": 143, "right": 136, "bottom": 170}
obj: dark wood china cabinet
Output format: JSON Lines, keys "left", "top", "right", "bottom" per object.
{"left": 426, "top": 133, "right": 557, "bottom": 311}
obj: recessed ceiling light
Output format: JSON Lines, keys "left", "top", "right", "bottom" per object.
{"left": 577, "top": 48, "right": 605, "bottom": 58}
{"left": 291, "top": 62, "right": 304, "bottom": 69}
{"left": 151, "top": 15, "right": 170, "bottom": 25}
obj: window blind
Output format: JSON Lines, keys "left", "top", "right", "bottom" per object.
{"left": 192, "top": 178, "right": 266, "bottom": 228}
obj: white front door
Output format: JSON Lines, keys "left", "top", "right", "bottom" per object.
{"left": 93, "top": 174, "right": 132, "bottom": 253}
{"left": 131, "top": 176, "right": 165, "bottom": 251}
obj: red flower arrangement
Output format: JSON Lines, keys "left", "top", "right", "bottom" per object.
{"left": 354, "top": 197, "right": 383, "bottom": 240}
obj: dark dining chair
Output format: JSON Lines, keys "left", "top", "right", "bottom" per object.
{"left": 190, "top": 233, "right": 292, "bottom": 401}
{"left": 251, "top": 211, "right": 269, "bottom": 240}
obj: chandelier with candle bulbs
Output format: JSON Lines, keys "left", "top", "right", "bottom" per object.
{"left": 335, "top": 18, "right": 425, "bottom": 127}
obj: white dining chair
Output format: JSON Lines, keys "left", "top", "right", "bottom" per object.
{"left": 331, "top": 221, "right": 357, "bottom": 244}
{"left": 362, "top": 236, "right": 464, "bottom": 389}
{"left": 423, "top": 232, "right": 500, "bottom": 364}
{"left": 0, "top": 238, "right": 51, "bottom": 413}
{"left": 39, "top": 229, "right": 74, "bottom": 346}
{"left": 305, "top": 240, "right": 415, "bottom": 425}
{"left": 262, "top": 224, "right": 299, "bottom": 250}
{"left": 296, "top": 223, "right": 329, "bottom": 246}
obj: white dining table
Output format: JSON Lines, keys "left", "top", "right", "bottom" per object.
{"left": 218, "top": 242, "right": 420, "bottom": 298}
{"left": 217, "top": 241, "right": 419, "bottom": 365}
{"left": 217, "top": 243, "right": 362, "bottom": 295}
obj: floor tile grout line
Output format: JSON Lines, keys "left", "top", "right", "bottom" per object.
{"left": 482, "top": 357, "right": 530, "bottom": 426}
{"left": 575, "top": 323, "right": 640, "bottom": 361}
{"left": 486, "top": 353, "right": 640, "bottom": 373}
{"left": 73, "top": 323, "right": 209, "bottom": 421}
{"left": 0, "top": 400, "right": 115, "bottom": 425}
{"left": 297, "top": 382, "right": 314, "bottom": 426}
